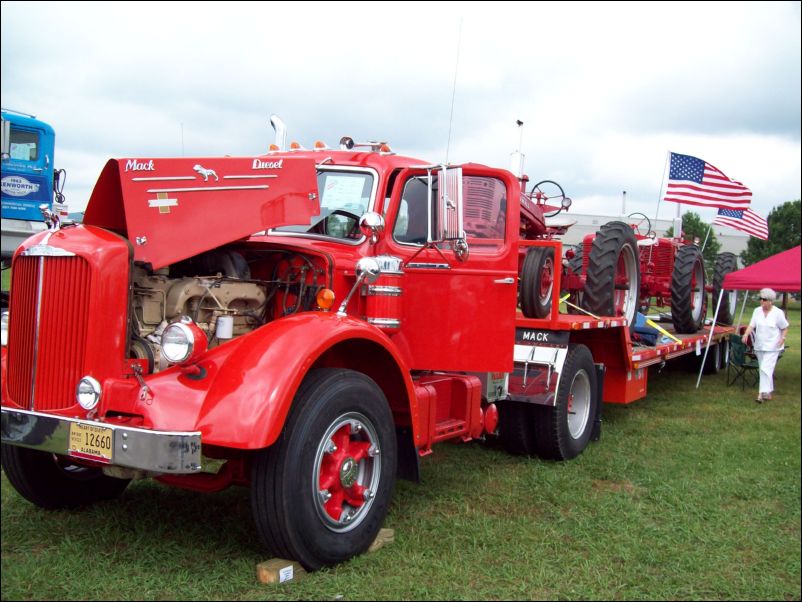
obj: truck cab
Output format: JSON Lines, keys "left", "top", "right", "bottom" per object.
{"left": 1, "top": 109, "right": 56, "bottom": 261}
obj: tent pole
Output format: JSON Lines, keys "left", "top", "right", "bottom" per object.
{"left": 736, "top": 292, "right": 749, "bottom": 329}
{"left": 696, "top": 289, "right": 724, "bottom": 388}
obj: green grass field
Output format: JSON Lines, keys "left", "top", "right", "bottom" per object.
{"left": 2, "top": 306, "right": 800, "bottom": 601}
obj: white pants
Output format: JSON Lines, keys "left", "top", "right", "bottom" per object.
{"left": 754, "top": 350, "right": 780, "bottom": 395}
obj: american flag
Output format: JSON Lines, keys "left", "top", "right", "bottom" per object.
{"left": 663, "top": 152, "right": 752, "bottom": 209}
{"left": 713, "top": 207, "right": 769, "bottom": 240}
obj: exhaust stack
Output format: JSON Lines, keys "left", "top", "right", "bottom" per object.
{"left": 270, "top": 115, "right": 287, "bottom": 151}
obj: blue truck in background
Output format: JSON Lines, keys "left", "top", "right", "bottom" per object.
{"left": 1, "top": 108, "right": 60, "bottom": 263}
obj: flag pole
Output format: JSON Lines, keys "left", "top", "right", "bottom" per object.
{"left": 653, "top": 151, "right": 671, "bottom": 228}
{"left": 700, "top": 222, "right": 713, "bottom": 252}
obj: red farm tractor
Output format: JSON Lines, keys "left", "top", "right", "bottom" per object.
{"left": 517, "top": 195, "right": 739, "bottom": 334}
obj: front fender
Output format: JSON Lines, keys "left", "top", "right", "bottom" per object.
{"left": 195, "top": 312, "right": 416, "bottom": 449}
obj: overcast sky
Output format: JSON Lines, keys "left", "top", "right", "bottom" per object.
{"left": 2, "top": 1, "right": 800, "bottom": 226}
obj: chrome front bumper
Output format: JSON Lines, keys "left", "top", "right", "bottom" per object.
{"left": 1, "top": 408, "right": 202, "bottom": 474}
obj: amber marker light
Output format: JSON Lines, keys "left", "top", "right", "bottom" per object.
{"left": 314, "top": 140, "right": 327, "bottom": 150}
{"left": 316, "top": 288, "right": 336, "bottom": 310}
{"left": 268, "top": 143, "right": 280, "bottom": 151}
{"left": 290, "top": 141, "right": 302, "bottom": 150}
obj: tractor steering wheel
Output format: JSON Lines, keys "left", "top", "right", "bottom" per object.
{"left": 531, "top": 180, "right": 568, "bottom": 218}
{"left": 627, "top": 212, "right": 653, "bottom": 237}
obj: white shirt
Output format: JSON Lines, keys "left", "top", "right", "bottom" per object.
{"left": 749, "top": 305, "right": 789, "bottom": 351}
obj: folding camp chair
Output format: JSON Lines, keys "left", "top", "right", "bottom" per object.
{"left": 726, "top": 334, "right": 760, "bottom": 389}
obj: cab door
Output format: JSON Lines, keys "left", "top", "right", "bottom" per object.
{"left": 381, "top": 165, "right": 518, "bottom": 372}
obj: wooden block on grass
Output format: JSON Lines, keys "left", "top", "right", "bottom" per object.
{"left": 368, "top": 528, "right": 395, "bottom": 553}
{"left": 256, "top": 558, "right": 306, "bottom": 584}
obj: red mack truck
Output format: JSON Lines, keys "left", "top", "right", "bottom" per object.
{"left": 0, "top": 118, "right": 734, "bottom": 570}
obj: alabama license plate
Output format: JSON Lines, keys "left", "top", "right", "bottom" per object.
{"left": 69, "top": 422, "right": 113, "bottom": 463}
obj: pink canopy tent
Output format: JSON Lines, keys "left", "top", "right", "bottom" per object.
{"left": 697, "top": 245, "right": 800, "bottom": 388}
{"left": 722, "top": 245, "right": 801, "bottom": 292}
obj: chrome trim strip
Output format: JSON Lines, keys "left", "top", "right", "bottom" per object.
{"left": 367, "top": 317, "right": 401, "bottom": 328}
{"left": 405, "top": 262, "right": 450, "bottom": 270}
{"left": 131, "top": 176, "right": 195, "bottom": 181}
{"left": 21, "top": 245, "right": 76, "bottom": 257}
{"left": 1, "top": 408, "right": 203, "bottom": 474}
{"left": 146, "top": 185, "right": 270, "bottom": 193}
{"left": 222, "top": 175, "right": 279, "bottom": 180}
{"left": 30, "top": 257, "right": 45, "bottom": 410}
{"left": 364, "top": 285, "right": 403, "bottom": 297}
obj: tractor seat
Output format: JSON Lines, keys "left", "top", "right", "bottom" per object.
{"left": 543, "top": 215, "right": 577, "bottom": 229}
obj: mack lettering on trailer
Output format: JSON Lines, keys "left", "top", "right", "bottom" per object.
{"left": 515, "top": 328, "right": 569, "bottom": 347}
{"left": 252, "top": 158, "right": 284, "bottom": 170}
{"left": 125, "top": 159, "right": 155, "bottom": 172}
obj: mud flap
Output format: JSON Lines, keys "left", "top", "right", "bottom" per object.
{"left": 591, "top": 364, "right": 605, "bottom": 442}
{"left": 396, "top": 426, "right": 420, "bottom": 483}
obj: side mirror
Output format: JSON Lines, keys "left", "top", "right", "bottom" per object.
{"left": 359, "top": 211, "right": 385, "bottom": 245}
{"left": 337, "top": 257, "right": 382, "bottom": 316}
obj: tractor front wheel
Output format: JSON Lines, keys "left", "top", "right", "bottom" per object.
{"left": 671, "top": 245, "right": 706, "bottom": 333}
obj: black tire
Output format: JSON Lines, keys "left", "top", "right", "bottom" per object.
{"left": 670, "top": 245, "right": 706, "bottom": 333}
{"left": 583, "top": 221, "right": 641, "bottom": 326}
{"left": 701, "top": 342, "right": 721, "bottom": 375}
{"left": 1, "top": 444, "right": 130, "bottom": 509}
{"left": 520, "top": 247, "right": 555, "bottom": 318}
{"left": 712, "top": 252, "right": 738, "bottom": 325}
{"left": 497, "top": 401, "right": 537, "bottom": 456}
{"left": 532, "top": 344, "right": 599, "bottom": 460}
{"left": 250, "top": 369, "right": 397, "bottom": 570}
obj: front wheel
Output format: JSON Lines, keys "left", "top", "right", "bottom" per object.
{"left": 1, "top": 444, "right": 130, "bottom": 509}
{"left": 250, "top": 369, "right": 397, "bottom": 570}
{"left": 532, "top": 344, "right": 599, "bottom": 460}
{"left": 520, "top": 246, "right": 555, "bottom": 318}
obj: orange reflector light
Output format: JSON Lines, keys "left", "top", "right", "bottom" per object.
{"left": 290, "top": 141, "right": 301, "bottom": 150}
{"left": 314, "top": 140, "right": 327, "bottom": 149}
{"left": 379, "top": 144, "right": 392, "bottom": 153}
{"left": 316, "top": 288, "right": 336, "bottom": 310}
{"left": 268, "top": 143, "right": 280, "bottom": 151}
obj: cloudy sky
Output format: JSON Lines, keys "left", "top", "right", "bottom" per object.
{"left": 2, "top": 1, "right": 800, "bottom": 224}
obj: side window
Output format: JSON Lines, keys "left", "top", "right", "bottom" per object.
{"left": 393, "top": 176, "right": 429, "bottom": 244}
{"left": 463, "top": 176, "right": 506, "bottom": 243}
{"left": 9, "top": 128, "right": 39, "bottom": 161}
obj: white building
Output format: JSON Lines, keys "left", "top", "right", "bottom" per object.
{"left": 557, "top": 212, "right": 749, "bottom": 257}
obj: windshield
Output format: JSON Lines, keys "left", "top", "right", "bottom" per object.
{"left": 274, "top": 169, "right": 374, "bottom": 240}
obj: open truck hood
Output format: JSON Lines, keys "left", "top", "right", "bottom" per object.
{"left": 83, "top": 156, "right": 320, "bottom": 269}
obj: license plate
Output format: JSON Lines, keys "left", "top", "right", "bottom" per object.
{"left": 69, "top": 422, "right": 113, "bottom": 463}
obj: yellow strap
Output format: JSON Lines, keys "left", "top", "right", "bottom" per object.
{"left": 645, "top": 318, "right": 682, "bottom": 343}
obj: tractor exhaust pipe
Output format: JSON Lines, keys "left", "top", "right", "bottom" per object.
{"left": 270, "top": 114, "right": 287, "bottom": 151}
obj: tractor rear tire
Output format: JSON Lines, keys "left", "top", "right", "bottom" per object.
{"left": 671, "top": 245, "right": 707, "bottom": 333}
{"left": 712, "top": 252, "right": 738, "bottom": 325}
{"left": 520, "top": 247, "right": 555, "bottom": 318}
{"left": 582, "top": 221, "right": 641, "bottom": 326}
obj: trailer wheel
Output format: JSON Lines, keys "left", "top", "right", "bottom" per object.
{"left": 583, "top": 221, "right": 640, "bottom": 326}
{"left": 0, "top": 444, "right": 130, "bottom": 509}
{"left": 497, "top": 401, "right": 537, "bottom": 456}
{"left": 520, "top": 247, "right": 555, "bottom": 318}
{"left": 250, "top": 369, "right": 397, "bottom": 571}
{"left": 712, "top": 252, "right": 738, "bottom": 325}
{"left": 532, "top": 344, "right": 598, "bottom": 461}
{"left": 671, "top": 245, "right": 706, "bottom": 333}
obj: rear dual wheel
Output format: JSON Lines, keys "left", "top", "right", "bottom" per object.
{"left": 498, "top": 344, "right": 598, "bottom": 461}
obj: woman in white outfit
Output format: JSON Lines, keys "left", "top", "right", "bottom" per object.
{"left": 742, "top": 288, "right": 789, "bottom": 403}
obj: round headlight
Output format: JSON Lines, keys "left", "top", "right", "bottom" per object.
{"left": 76, "top": 376, "right": 102, "bottom": 410}
{"left": 161, "top": 318, "right": 207, "bottom": 365}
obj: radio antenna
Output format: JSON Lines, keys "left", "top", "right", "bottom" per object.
{"left": 445, "top": 19, "right": 463, "bottom": 165}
